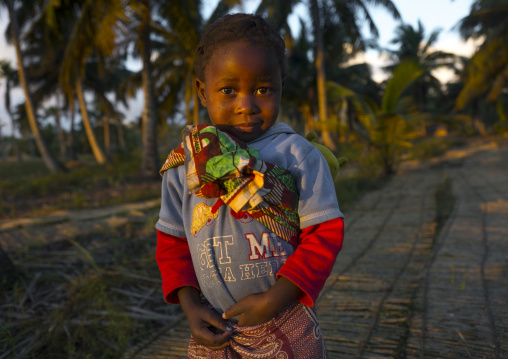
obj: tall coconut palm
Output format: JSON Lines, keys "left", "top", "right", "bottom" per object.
{"left": 24, "top": 1, "right": 131, "bottom": 159}
{"left": 282, "top": 18, "right": 317, "bottom": 134}
{"left": 148, "top": 0, "right": 244, "bottom": 128}
{"left": 0, "top": 59, "right": 22, "bottom": 161}
{"left": 55, "top": 0, "right": 130, "bottom": 165}
{"left": 385, "top": 20, "right": 457, "bottom": 112}
{"left": 40, "top": 104, "right": 66, "bottom": 160}
{"left": 0, "top": 0, "right": 65, "bottom": 172}
{"left": 455, "top": 0, "right": 508, "bottom": 110}
{"left": 260, "top": 0, "right": 400, "bottom": 149}
{"left": 309, "top": 0, "right": 333, "bottom": 147}
{"left": 130, "top": 0, "right": 160, "bottom": 177}
{"left": 0, "top": 122, "right": 6, "bottom": 160}
{"left": 255, "top": 0, "right": 301, "bottom": 50}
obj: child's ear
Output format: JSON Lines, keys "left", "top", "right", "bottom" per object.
{"left": 196, "top": 78, "right": 207, "bottom": 107}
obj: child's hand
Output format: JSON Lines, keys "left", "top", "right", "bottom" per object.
{"left": 223, "top": 276, "right": 303, "bottom": 327}
{"left": 222, "top": 292, "right": 275, "bottom": 326}
{"left": 178, "top": 287, "right": 233, "bottom": 350}
{"left": 187, "top": 303, "right": 233, "bottom": 350}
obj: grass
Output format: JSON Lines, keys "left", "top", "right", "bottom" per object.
{"left": 0, "top": 157, "right": 161, "bottom": 218}
{"left": 408, "top": 137, "right": 467, "bottom": 161}
{"left": 0, "top": 157, "right": 141, "bottom": 198}
{"left": 0, "top": 216, "right": 179, "bottom": 358}
{"left": 334, "top": 148, "right": 391, "bottom": 212}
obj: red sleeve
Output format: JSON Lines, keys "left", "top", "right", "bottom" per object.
{"left": 156, "top": 230, "right": 200, "bottom": 304}
{"left": 276, "top": 217, "right": 344, "bottom": 307}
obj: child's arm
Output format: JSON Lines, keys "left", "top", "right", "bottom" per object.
{"left": 276, "top": 217, "right": 344, "bottom": 306}
{"left": 156, "top": 230, "right": 199, "bottom": 303}
{"left": 223, "top": 217, "right": 344, "bottom": 326}
{"left": 157, "top": 230, "right": 233, "bottom": 349}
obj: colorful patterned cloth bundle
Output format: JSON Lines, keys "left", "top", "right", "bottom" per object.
{"left": 160, "top": 125, "right": 301, "bottom": 246}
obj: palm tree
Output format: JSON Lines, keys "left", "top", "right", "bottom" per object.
{"left": 255, "top": 0, "right": 301, "bottom": 52}
{"left": 55, "top": 0, "right": 131, "bottom": 165}
{"left": 24, "top": 1, "right": 132, "bottom": 160}
{"left": 328, "top": 61, "right": 424, "bottom": 174}
{"left": 149, "top": 0, "right": 244, "bottom": 127}
{"left": 0, "top": 122, "right": 6, "bottom": 161}
{"left": 0, "top": 59, "right": 21, "bottom": 161}
{"left": 0, "top": 0, "right": 65, "bottom": 172}
{"left": 385, "top": 20, "right": 457, "bottom": 112}
{"left": 40, "top": 104, "right": 66, "bottom": 160}
{"left": 120, "top": 0, "right": 244, "bottom": 177}
{"left": 282, "top": 18, "right": 317, "bottom": 134}
{"left": 309, "top": 0, "right": 334, "bottom": 147}
{"left": 260, "top": 0, "right": 400, "bottom": 149}
{"left": 455, "top": 0, "right": 508, "bottom": 111}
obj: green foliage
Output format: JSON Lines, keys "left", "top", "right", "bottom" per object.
{"left": 0, "top": 157, "right": 160, "bottom": 218}
{"left": 382, "top": 61, "right": 423, "bottom": 113}
{"left": 456, "top": 0, "right": 508, "bottom": 109}
{"left": 408, "top": 137, "right": 466, "bottom": 161}
{"left": 335, "top": 166, "right": 389, "bottom": 212}
{"left": 328, "top": 61, "right": 426, "bottom": 175}
{"left": 333, "top": 143, "right": 390, "bottom": 211}
{"left": 0, "top": 159, "right": 137, "bottom": 198}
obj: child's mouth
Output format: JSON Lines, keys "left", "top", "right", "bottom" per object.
{"left": 234, "top": 123, "right": 262, "bottom": 132}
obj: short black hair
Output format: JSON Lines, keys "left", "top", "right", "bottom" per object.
{"left": 195, "top": 13, "right": 287, "bottom": 81}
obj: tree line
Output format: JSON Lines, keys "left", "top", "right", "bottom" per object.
{"left": 0, "top": 0, "right": 507, "bottom": 177}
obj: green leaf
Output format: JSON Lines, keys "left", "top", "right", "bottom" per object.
{"left": 382, "top": 60, "right": 423, "bottom": 112}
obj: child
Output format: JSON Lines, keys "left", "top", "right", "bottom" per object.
{"left": 156, "top": 13, "right": 344, "bottom": 358}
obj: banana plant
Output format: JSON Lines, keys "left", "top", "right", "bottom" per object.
{"left": 328, "top": 60, "right": 425, "bottom": 175}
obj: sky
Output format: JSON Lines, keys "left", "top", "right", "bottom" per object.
{"left": 0, "top": 0, "right": 477, "bottom": 136}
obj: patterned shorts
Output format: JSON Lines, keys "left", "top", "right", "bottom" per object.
{"left": 188, "top": 300, "right": 327, "bottom": 359}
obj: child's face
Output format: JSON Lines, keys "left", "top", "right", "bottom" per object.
{"left": 196, "top": 41, "right": 283, "bottom": 142}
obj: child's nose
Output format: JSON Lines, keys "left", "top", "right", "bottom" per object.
{"left": 235, "top": 95, "right": 259, "bottom": 115}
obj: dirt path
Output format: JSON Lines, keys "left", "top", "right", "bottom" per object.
{"left": 405, "top": 141, "right": 508, "bottom": 358}
{"left": 122, "top": 138, "right": 508, "bottom": 358}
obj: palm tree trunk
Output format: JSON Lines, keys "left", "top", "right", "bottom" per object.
{"left": 54, "top": 101, "right": 66, "bottom": 160}
{"left": 9, "top": 115, "right": 21, "bottom": 162}
{"left": 75, "top": 79, "right": 108, "bottom": 164}
{"left": 7, "top": 0, "right": 64, "bottom": 173}
{"left": 114, "top": 112, "right": 126, "bottom": 152}
{"left": 140, "top": 2, "right": 159, "bottom": 178}
{"left": 339, "top": 99, "right": 348, "bottom": 143}
{"left": 103, "top": 115, "right": 111, "bottom": 155}
{"left": 0, "top": 124, "right": 6, "bottom": 161}
{"left": 310, "top": 0, "right": 336, "bottom": 151}
{"left": 10, "top": 122, "right": 21, "bottom": 162}
{"left": 3, "top": 75, "right": 21, "bottom": 161}
{"left": 68, "top": 103, "right": 77, "bottom": 160}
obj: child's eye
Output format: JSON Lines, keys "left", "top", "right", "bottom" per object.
{"left": 221, "top": 88, "right": 235, "bottom": 95}
{"left": 256, "top": 87, "right": 270, "bottom": 95}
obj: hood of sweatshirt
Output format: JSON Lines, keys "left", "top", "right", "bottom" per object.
{"left": 247, "top": 122, "right": 298, "bottom": 144}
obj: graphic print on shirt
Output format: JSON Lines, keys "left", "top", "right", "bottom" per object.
{"left": 195, "top": 234, "right": 286, "bottom": 290}
{"left": 191, "top": 202, "right": 219, "bottom": 237}
{"left": 245, "top": 232, "right": 288, "bottom": 260}
{"left": 230, "top": 209, "right": 255, "bottom": 224}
